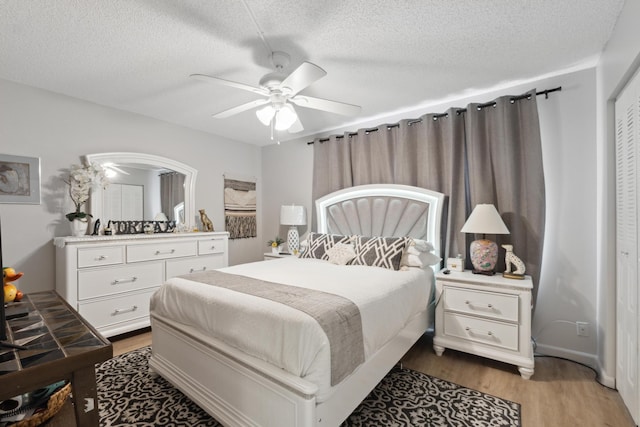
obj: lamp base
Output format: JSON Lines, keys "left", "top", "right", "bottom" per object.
{"left": 469, "top": 239, "right": 499, "bottom": 274}
{"left": 472, "top": 269, "right": 496, "bottom": 276}
{"left": 287, "top": 226, "right": 300, "bottom": 255}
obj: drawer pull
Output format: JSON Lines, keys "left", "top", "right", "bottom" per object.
{"left": 112, "top": 305, "right": 138, "bottom": 315}
{"left": 210, "top": 246, "right": 216, "bottom": 250}
{"left": 465, "top": 300, "right": 494, "bottom": 309}
{"left": 155, "top": 249, "right": 176, "bottom": 255}
{"left": 97, "top": 255, "right": 108, "bottom": 261}
{"left": 465, "top": 326, "right": 494, "bottom": 337}
{"left": 190, "top": 267, "right": 207, "bottom": 273}
{"left": 112, "top": 277, "right": 138, "bottom": 285}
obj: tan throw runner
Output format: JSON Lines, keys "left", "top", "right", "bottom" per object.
{"left": 181, "top": 270, "right": 365, "bottom": 385}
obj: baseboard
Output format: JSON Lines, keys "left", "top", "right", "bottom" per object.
{"left": 534, "top": 343, "right": 599, "bottom": 372}
{"left": 595, "top": 359, "right": 616, "bottom": 389}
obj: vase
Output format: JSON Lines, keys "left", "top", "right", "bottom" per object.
{"left": 272, "top": 246, "right": 281, "bottom": 255}
{"left": 70, "top": 218, "right": 88, "bottom": 237}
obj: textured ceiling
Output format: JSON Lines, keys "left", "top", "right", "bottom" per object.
{"left": 0, "top": 0, "right": 625, "bottom": 146}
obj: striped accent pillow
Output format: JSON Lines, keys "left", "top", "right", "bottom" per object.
{"left": 351, "top": 236, "right": 410, "bottom": 270}
{"left": 300, "top": 232, "right": 353, "bottom": 260}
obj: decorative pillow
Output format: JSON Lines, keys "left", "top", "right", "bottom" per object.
{"left": 326, "top": 243, "right": 357, "bottom": 265}
{"left": 400, "top": 251, "right": 442, "bottom": 270}
{"left": 299, "top": 232, "right": 353, "bottom": 260}
{"left": 410, "top": 238, "right": 435, "bottom": 253}
{"left": 350, "top": 236, "right": 410, "bottom": 270}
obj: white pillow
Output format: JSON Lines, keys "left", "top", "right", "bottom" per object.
{"left": 326, "top": 243, "right": 357, "bottom": 265}
{"left": 409, "top": 238, "right": 435, "bottom": 253}
{"left": 400, "top": 248, "right": 441, "bottom": 269}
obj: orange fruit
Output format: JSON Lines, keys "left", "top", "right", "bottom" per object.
{"left": 4, "top": 283, "right": 17, "bottom": 302}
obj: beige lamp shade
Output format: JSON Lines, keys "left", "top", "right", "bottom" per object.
{"left": 461, "top": 204, "right": 509, "bottom": 274}
{"left": 460, "top": 204, "right": 510, "bottom": 235}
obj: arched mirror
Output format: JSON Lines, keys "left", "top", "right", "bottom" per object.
{"left": 84, "top": 152, "right": 197, "bottom": 230}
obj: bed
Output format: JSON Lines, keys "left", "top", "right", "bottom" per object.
{"left": 149, "top": 184, "right": 446, "bottom": 427}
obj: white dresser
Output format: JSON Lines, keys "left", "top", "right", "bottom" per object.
{"left": 55, "top": 232, "right": 229, "bottom": 337}
{"left": 433, "top": 270, "right": 534, "bottom": 379}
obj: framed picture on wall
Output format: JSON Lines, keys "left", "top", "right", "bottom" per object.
{"left": 0, "top": 154, "right": 41, "bottom": 204}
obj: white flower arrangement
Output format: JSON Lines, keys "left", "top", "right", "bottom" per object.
{"left": 65, "top": 162, "right": 109, "bottom": 222}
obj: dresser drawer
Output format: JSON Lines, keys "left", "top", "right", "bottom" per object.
{"left": 166, "top": 255, "right": 226, "bottom": 279}
{"left": 78, "top": 288, "right": 157, "bottom": 329}
{"left": 126, "top": 241, "right": 197, "bottom": 262}
{"left": 198, "top": 239, "right": 226, "bottom": 255}
{"left": 443, "top": 312, "right": 519, "bottom": 351}
{"left": 77, "top": 262, "right": 163, "bottom": 300}
{"left": 77, "top": 246, "right": 124, "bottom": 268}
{"left": 443, "top": 285, "right": 519, "bottom": 322}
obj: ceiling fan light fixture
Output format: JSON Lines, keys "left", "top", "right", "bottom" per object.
{"left": 275, "top": 103, "right": 297, "bottom": 130}
{"left": 256, "top": 105, "right": 275, "bottom": 125}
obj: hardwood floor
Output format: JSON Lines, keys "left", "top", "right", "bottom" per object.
{"left": 50, "top": 330, "right": 634, "bottom": 426}
{"left": 403, "top": 335, "right": 635, "bottom": 427}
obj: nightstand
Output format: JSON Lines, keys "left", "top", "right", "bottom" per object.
{"left": 433, "top": 270, "right": 534, "bottom": 379}
{"left": 263, "top": 252, "right": 295, "bottom": 260}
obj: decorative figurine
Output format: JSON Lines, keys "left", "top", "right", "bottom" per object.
{"left": 104, "top": 220, "right": 113, "bottom": 235}
{"left": 143, "top": 223, "right": 154, "bottom": 234}
{"left": 92, "top": 219, "right": 101, "bottom": 236}
{"left": 199, "top": 209, "right": 214, "bottom": 232}
{"left": 502, "top": 244, "right": 525, "bottom": 279}
{"left": 3, "top": 267, "right": 24, "bottom": 302}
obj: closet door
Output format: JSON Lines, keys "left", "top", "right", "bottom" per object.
{"left": 615, "top": 66, "right": 640, "bottom": 425}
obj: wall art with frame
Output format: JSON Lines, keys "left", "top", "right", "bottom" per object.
{"left": 0, "top": 154, "right": 41, "bottom": 204}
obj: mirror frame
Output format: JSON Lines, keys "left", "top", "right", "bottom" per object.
{"left": 84, "top": 152, "right": 197, "bottom": 230}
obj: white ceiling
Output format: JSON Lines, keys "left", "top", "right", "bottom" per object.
{"left": 0, "top": 0, "right": 625, "bottom": 146}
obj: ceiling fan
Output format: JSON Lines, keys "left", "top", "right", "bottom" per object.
{"left": 191, "top": 51, "right": 362, "bottom": 134}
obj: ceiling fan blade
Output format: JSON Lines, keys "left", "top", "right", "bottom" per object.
{"left": 212, "top": 99, "right": 270, "bottom": 119}
{"left": 288, "top": 117, "right": 304, "bottom": 134}
{"left": 279, "top": 62, "right": 327, "bottom": 95}
{"left": 290, "top": 95, "right": 361, "bottom": 116}
{"left": 191, "top": 74, "right": 269, "bottom": 96}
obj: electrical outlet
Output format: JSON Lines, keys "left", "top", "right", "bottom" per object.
{"left": 576, "top": 321, "right": 589, "bottom": 337}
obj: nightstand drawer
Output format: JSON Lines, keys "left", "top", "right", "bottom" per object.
{"left": 444, "top": 286, "right": 519, "bottom": 322}
{"left": 443, "top": 312, "right": 519, "bottom": 351}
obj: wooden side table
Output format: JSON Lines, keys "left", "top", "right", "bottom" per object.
{"left": 0, "top": 291, "right": 112, "bottom": 426}
{"left": 433, "top": 270, "right": 534, "bottom": 379}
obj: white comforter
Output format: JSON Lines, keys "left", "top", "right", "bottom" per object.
{"left": 150, "top": 257, "right": 433, "bottom": 401}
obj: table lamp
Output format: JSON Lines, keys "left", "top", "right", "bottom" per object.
{"left": 460, "top": 204, "right": 510, "bottom": 275}
{"left": 280, "top": 205, "right": 307, "bottom": 254}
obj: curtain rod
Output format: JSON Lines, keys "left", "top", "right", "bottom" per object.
{"left": 306, "top": 86, "right": 562, "bottom": 145}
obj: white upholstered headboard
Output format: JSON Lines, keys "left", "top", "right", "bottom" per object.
{"left": 315, "top": 184, "right": 447, "bottom": 259}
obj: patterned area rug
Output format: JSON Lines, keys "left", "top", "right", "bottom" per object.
{"left": 97, "top": 347, "right": 521, "bottom": 426}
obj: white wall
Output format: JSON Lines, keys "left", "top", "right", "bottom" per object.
{"left": 596, "top": 0, "right": 640, "bottom": 387}
{"left": 262, "top": 67, "right": 600, "bottom": 369}
{"left": 0, "top": 78, "right": 263, "bottom": 295}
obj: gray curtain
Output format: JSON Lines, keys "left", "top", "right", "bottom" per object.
{"left": 160, "top": 172, "right": 185, "bottom": 222}
{"left": 311, "top": 109, "right": 467, "bottom": 263}
{"left": 311, "top": 90, "right": 544, "bottom": 296}
{"left": 466, "top": 90, "right": 545, "bottom": 300}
